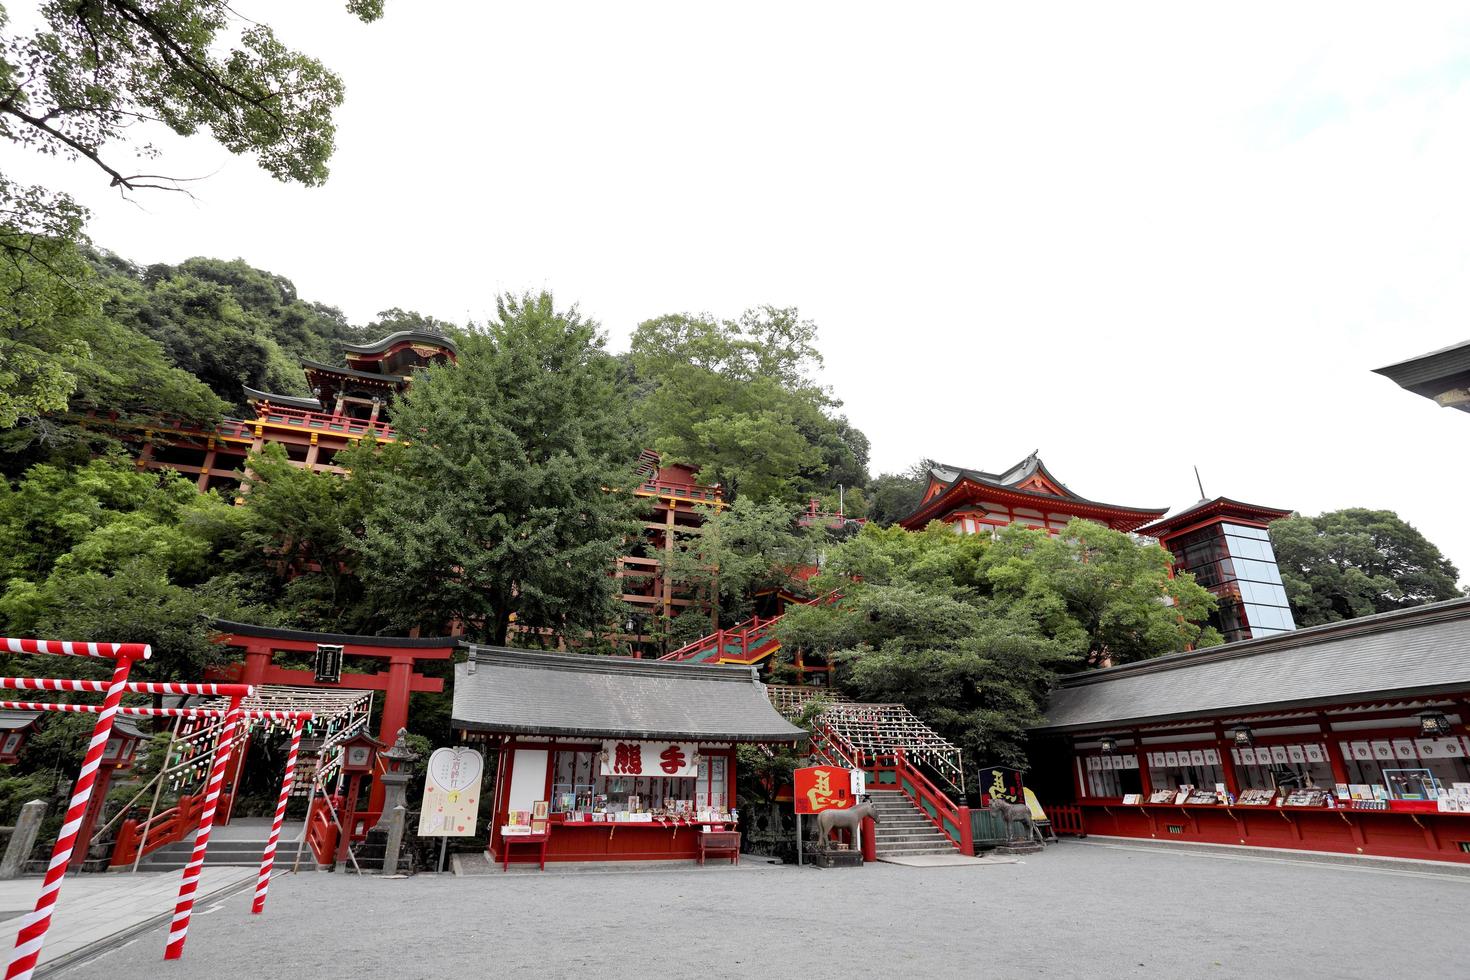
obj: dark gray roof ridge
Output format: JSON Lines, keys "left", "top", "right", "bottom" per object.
{"left": 241, "top": 386, "right": 323, "bottom": 410}
{"left": 300, "top": 358, "right": 409, "bottom": 384}
{"left": 462, "top": 644, "right": 760, "bottom": 684}
{"left": 1055, "top": 595, "right": 1470, "bottom": 690}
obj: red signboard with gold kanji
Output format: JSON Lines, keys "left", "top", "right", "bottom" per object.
{"left": 794, "top": 765, "right": 856, "bottom": 814}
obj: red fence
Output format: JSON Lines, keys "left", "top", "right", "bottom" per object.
{"left": 1046, "top": 803, "right": 1086, "bottom": 837}
{"left": 110, "top": 793, "right": 209, "bottom": 868}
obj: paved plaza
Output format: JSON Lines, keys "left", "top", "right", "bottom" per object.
{"left": 44, "top": 841, "right": 1470, "bottom": 979}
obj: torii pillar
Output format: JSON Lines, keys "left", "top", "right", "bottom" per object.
{"left": 207, "top": 622, "right": 456, "bottom": 813}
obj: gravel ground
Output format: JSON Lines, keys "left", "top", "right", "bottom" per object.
{"left": 54, "top": 841, "right": 1470, "bottom": 980}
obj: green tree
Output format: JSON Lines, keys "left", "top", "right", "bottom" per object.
{"left": 775, "top": 520, "right": 1221, "bottom": 771}
{"left": 0, "top": 0, "right": 383, "bottom": 421}
{"left": 776, "top": 525, "right": 1072, "bottom": 772}
{"left": 629, "top": 308, "right": 868, "bottom": 502}
{"left": 0, "top": 456, "right": 257, "bottom": 681}
{"left": 666, "top": 498, "right": 817, "bottom": 628}
{"left": 979, "top": 519, "right": 1221, "bottom": 668}
{"left": 359, "top": 292, "right": 646, "bottom": 646}
{"left": 234, "top": 438, "right": 390, "bottom": 631}
{"left": 864, "top": 460, "right": 935, "bottom": 526}
{"left": 1271, "top": 509, "right": 1464, "bottom": 627}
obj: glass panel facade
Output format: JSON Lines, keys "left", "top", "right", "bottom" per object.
{"left": 1170, "top": 522, "right": 1296, "bottom": 643}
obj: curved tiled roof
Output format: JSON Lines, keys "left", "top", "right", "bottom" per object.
{"left": 342, "top": 330, "right": 458, "bottom": 356}
{"left": 241, "top": 386, "right": 323, "bottom": 411}
{"left": 900, "top": 453, "right": 1168, "bottom": 531}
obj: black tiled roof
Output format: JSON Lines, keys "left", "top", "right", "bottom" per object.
{"left": 341, "top": 330, "right": 457, "bottom": 355}
{"left": 1035, "top": 597, "right": 1470, "bottom": 733}
{"left": 452, "top": 646, "right": 807, "bottom": 743}
{"left": 241, "top": 386, "right": 323, "bottom": 411}
{"left": 1372, "top": 339, "right": 1470, "bottom": 412}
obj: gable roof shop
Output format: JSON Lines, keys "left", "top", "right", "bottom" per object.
{"left": 1034, "top": 596, "right": 1470, "bottom": 735}
{"left": 452, "top": 646, "right": 807, "bottom": 744}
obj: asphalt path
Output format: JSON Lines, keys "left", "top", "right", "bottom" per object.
{"left": 53, "top": 841, "right": 1470, "bottom": 979}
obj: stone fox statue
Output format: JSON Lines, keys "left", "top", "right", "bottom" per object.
{"left": 815, "top": 802, "right": 879, "bottom": 850}
{"left": 988, "top": 797, "right": 1044, "bottom": 844}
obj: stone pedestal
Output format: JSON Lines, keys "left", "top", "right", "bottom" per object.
{"left": 808, "top": 848, "right": 863, "bottom": 868}
{"left": 995, "top": 840, "right": 1045, "bottom": 856}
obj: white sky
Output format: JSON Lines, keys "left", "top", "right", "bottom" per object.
{"left": 4, "top": 3, "right": 1469, "bottom": 580}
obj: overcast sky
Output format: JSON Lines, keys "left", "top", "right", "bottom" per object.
{"left": 5, "top": 3, "right": 1469, "bottom": 580}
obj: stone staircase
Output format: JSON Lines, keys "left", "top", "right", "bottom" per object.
{"left": 132, "top": 820, "right": 316, "bottom": 872}
{"left": 867, "top": 790, "right": 960, "bottom": 859}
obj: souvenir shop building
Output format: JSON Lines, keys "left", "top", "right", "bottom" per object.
{"left": 452, "top": 646, "right": 805, "bottom": 864}
{"left": 1028, "top": 597, "right": 1470, "bottom": 863}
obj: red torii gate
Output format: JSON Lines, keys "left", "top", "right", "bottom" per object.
{"left": 207, "top": 621, "right": 456, "bottom": 810}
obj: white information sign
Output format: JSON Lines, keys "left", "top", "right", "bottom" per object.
{"left": 418, "top": 746, "right": 484, "bottom": 837}
{"left": 600, "top": 740, "right": 699, "bottom": 778}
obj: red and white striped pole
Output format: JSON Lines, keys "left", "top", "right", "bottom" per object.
{"left": 5, "top": 654, "right": 144, "bottom": 980}
{"left": 251, "top": 717, "right": 306, "bottom": 914}
{"left": 163, "top": 697, "right": 243, "bottom": 960}
{"left": 0, "top": 679, "right": 251, "bottom": 698}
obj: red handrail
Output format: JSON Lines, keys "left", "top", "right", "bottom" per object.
{"left": 110, "top": 793, "right": 206, "bottom": 867}
{"left": 661, "top": 590, "right": 841, "bottom": 663}
{"left": 256, "top": 405, "right": 395, "bottom": 440}
{"left": 636, "top": 480, "right": 724, "bottom": 503}
{"left": 883, "top": 751, "right": 972, "bottom": 854}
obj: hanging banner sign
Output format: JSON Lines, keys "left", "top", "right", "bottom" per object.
{"left": 314, "top": 644, "right": 343, "bottom": 684}
{"left": 981, "top": 765, "right": 1025, "bottom": 805}
{"left": 418, "top": 746, "right": 484, "bottom": 837}
{"left": 794, "top": 765, "right": 856, "bottom": 814}
{"left": 600, "top": 740, "right": 698, "bottom": 778}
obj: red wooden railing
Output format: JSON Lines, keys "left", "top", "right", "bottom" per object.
{"left": 305, "top": 796, "right": 338, "bottom": 865}
{"left": 110, "top": 792, "right": 208, "bottom": 867}
{"left": 1046, "top": 803, "right": 1086, "bottom": 837}
{"left": 304, "top": 795, "right": 383, "bottom": 866}
{"left": 887, "top": 751, "right": 973, "bottom": 855}
{"left": 661, "top": 591, "right": 841, "bottom": 663}
{"left": 635, "top": 479, "right": 724, "bottom": 503}
{"left": 255, "top": 405, "right": 395, "bottom": 440}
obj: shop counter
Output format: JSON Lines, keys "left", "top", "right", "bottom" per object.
{"left": 1076, "top": 800, "right": 1470, "bottom": 863}
{"left": 499, "top": 819, "right": 740, "bottom": 864}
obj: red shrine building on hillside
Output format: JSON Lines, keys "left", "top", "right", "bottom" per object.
{"left": 85, "top": 329, "right": 458, "bottom": 492}
{"left": 898, "top": 453, "right": 1170, "bottom": 536}
{"left": 899, "top": 452, "right": 1297, "bottom": 644}
{"left": 87, "top": 328, "right": 722, "bottom": 636}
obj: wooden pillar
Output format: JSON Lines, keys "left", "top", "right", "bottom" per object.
{"left": 305, "top": 433, "right": 320, "bottom": 470}
{"left": 336, "top": 773, "right": 362, "bottom": 865}
{"left": 1213, "top": 724, "right": 1240, "bottom": 797}
{"left": 1133, "top": 732, "right": 1152, "bottom": 796}
{"left": 197, "top": 446, "right": 218, "bottom": 492}
{"left": 1321, "top": 718, "right": 1350, "bottom": 786}
{"left": 368, "top": 655, "right": 417, "bottom": 812}
{"left": 220, "top": 643, "right": 272, "bottom": 823}
{"left": 68, "top": 763, "right": 119, "bottom": 871}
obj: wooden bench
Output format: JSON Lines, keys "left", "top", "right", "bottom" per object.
{"left": 699, "top": 830, "right": 740, "bottom": 866}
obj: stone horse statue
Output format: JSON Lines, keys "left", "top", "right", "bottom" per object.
{"left": 815, "top": 802, "right": 879, "bottom": 851}
{"left": 988, "top": 796, "right": 1044, "bottom": 845}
